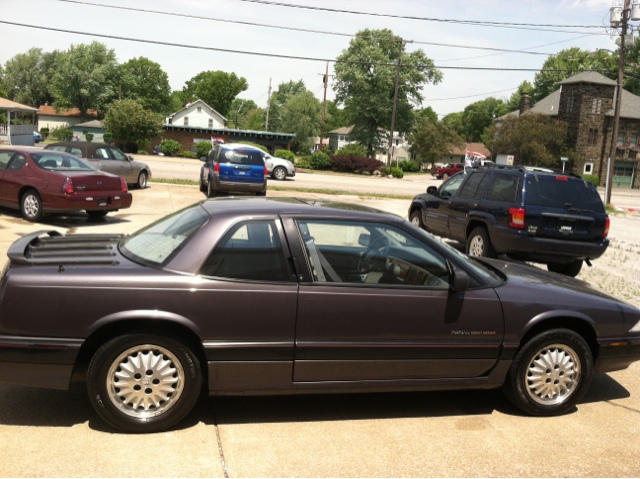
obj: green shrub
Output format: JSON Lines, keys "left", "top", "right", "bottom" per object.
{"left": 275, "top": 149, "right": 296, "bottom": 161}
{"left": 40, "top": 127, "right": 49, "bottom": 139}
{"left": 137, "top": 150, "right": 150, "bottom": 155}
{"left": 85, "top": 133, "right": 94, "bottom": 142}
{"left": 336, "top": 143, "right": 367, "bottom": 157}
{"left": 386, "top": 167, "right": 392, "bottom": 175}
{"left": 49, "top": 126, "right": 74, "bottom": 141}
{"left": 237, "top": 141, "right": 268, "bottom": 153}
{"left": 160, "top": 139, "right": 181, "bottom": 156}
{"left": 582, "top": 174, "right": 600, "bottom": 187}
{"left": 103, "top": 132, "right": 113, "bottom": 145}
{"left": 310, "top": 151, "right": 331, "bottom": 170}
{"left": 195, "top": 141, "right": 213, "bottom": 157}
{"left": 296, "top": 158, "right": 312, "bottom": 169}
{"left": 322, "top": 145, "right": 334, "bottom": 156}
{"left": 399, "top": 160, "right": 420, "bottom": 172}
{"left": 176, "top": 150, "right": 198, "bottom": 159}
{"left": 390, "top": 167, "right": 404, "bottom": 179}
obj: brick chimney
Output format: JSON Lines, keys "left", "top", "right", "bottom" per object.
{"left": 519, "top": 94, "right": 531, "bottom": 115}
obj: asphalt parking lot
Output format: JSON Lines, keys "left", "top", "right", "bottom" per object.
{"left": 0, "top": 184, "right": 639, "bottom": 477}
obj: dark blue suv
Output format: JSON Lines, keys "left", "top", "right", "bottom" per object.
{"left": 200, "top": 143, "right": 267, "bottom": 197}
{"left": 409, "top": 166, "right": 610, "bottom": 277}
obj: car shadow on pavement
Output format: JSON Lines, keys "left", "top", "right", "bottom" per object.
{"left": 0, "top": 206, "right": 130, "bottom": 229}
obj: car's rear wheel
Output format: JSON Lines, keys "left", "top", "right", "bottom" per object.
{"left": 442, "top": 173, "right": 450, "bottom": 181}
{"left": 548, "top": 260, "right": 583, "bottom": 277}
{"left": 87, "top": 334, "right": 202, "bottom": 433}
{"left": 272, "top": 166, "right": 287, "bottom": 181}
{"left": 21, "top": 190, "right": 43, "bottom": 222}
{"left": 199, "top": 178, "right": 207, "bottom": 193}
{"left": 466, "top": 226, "right": 497, "bottom": 258}
{"left": 207, "top": 180, "right": 218, "bottom": 198}
{"left": 137, "top": 171, "right": 148, "bottom": 189}
{"left": 87, "top": 211, "right": 108, "bottom": 219}
{"left": 256, "top": 191, "right": 267, "bottom": 196}
{"left": 410, "top": 210, "right": 425, "bottom": 229}
{"left": 502, "top": 328, "right": 593, "bottom": 416}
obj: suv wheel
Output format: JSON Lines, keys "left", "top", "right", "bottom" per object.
{"left": 272, "top": 166, "right": 287, "bottom": 181}
{"left": 466, "top": 226, "right": 497, "bottom": 258}
{"left": 548, "top": 260, "right": 583, "bottom": 278}
{"left": 207, "top": 180, "right": 218, "bottom": 198}
{"left": 410, "top": 210, "right": 425, "bottom": 229}
{"left": 502, "top": 328, "right": 593, "bottom": 416}
{"left": 21, "top": 190, "right": 44, "bottom": 222}
{"left": 87, "top": 334, "right": 202, "bottom": 433}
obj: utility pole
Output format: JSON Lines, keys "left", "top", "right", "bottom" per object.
{"left": 265, "top": 78, "right": 272, "bottom": 131}
{"left": 388, "top": 40, "right": 407, "bottom": 166}
{"left": 320, "top": 61, "right": 329, "bottom": 152}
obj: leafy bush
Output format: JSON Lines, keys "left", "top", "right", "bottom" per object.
{"left": 237, "top": 141, "right": 268, "bottom": 153}
{"left": 275, "top": 149, "right": 296, "bottom": 161}
{"left": 85, "top": 133, "right": 94, "bottom": 142}
{"left": 336, "top": 143, "right": 367, "bottom": 157}
{"left": 390, "top": 167, "right": 404, "bottom": 179}
{"left": 296, "top": 158, "right": 312, "bottom": 169}
{"left": 103, "top": 132, "right": 113, "bottom": 144}
{"left": 195, "top": 141, "right": 213, "bottom": 158}
{"left": 115, "top": 141, "right": 139, "bottom": 153}
{"left": 310, "top": 151, "right": 331, "bottom": 170}
{"left": 582, "top": 174, "right": 599, "bottom": 187}
{"left": 137, "top": 150, "right": 150, "bottom": 155}
{"left": 331, "top": 156, "right": 385, "bottom": 174}
{"left": 321, "top": 145, "right": 334, "bottom": 155}
{"left": 49, "top": 126, "right": 73, "bottom": 141}
{"left": 398, "top": 160, "right": 420, "bottom": 172}
{"left": 176, "top": 150, "right": 198, "bottom": 159}
{"left": 40, "top": 127, "right": 49, "bottom": 139}
{"left": 386, "top": 167, "right": 392, "bottom": 175}
{"left": 160, "top": 139, "right": 181, "bottom": 156}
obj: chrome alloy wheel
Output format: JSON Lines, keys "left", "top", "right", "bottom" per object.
{"left": 525, "top": 344, "right": 580, "bottom": 405}
{"left": 411, "top": 216, "right": 420, "bottom": 226}
{"left": 106, "top": 345, "right": 184, "bottom": 418}
{"left": 23, "top": 194, "right": 39, "bottom": 218}
{"left": 274, "top": 167, "right": 287, "bottom": 180}
{"left": 468, "top": 235, "right": 484, "bottom": 257}
{"left": 139, "top": 172, "right": 147, "bottom": 188}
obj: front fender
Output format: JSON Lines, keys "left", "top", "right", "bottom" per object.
{"left": 521, "top": 310, "right": 598, "bottom": 338}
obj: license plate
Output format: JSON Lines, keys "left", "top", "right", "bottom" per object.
{"left": 99, "top": 202, "right": 107, "bottom": 206}
{"left": 237, "top": 171, "right": 246, "bottom": 175}
{"left": 558, "top": 219, "right": 575, "bottom": 234}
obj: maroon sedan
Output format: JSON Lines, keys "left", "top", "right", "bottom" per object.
{"left": 0, "top": 148, "right": 132, "bottom": 221}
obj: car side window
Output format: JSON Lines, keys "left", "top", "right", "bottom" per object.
{"left": 109, "top": 148, "right": 128, "bottom": 161}
{"left": 199, "top": 220, "right": 289, "bottom": 282}
{"left": 96, "top": 148, "right": 111, "bottom": 160}
{"left": 474, "top": 173, "right": 492, "bottom": 199}
{"left": 49, "top": 146, "right": 67, "bottom": 152}
{"left": 0, "top": 151, "right": 14, "bottom": 170}
{"left": 7, "top": 154, "right": 26, "bottom": 171}
{"left": 486, "top": 174, "right": 520, "bottom": 203}
{"left": 459, "top": 172, "right": 485, "bottom": 199}
{"left": 439, "top": 174, "right": 465, "bottom": 197}
{"left": 297, "top": 220, "right": 450, "bottom": 288}
{"left": 70, "top": 148, "right": 83, "bottom": 157}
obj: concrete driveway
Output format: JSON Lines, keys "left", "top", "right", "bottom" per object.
{"left": 0, "top": 184, "right": 638, "bottom": 477}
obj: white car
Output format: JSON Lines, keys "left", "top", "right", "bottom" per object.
{"left": 262, "top": 152, "right": 296, "bottom": 181}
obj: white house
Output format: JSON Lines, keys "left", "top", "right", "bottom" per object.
{"left": 328, "top": 126, "right": 355, "bottom": 152}
{"left": 37, "top": 104, "right": 97, "bottom": 131}
{"left": 166, "top": 99, "right": 227, "bottom": 129}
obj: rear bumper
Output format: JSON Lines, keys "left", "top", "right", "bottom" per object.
{"left": 213, "top": 176, "right": 267, "bottom": 193}
{"left": 46, "top": 191, "right": 133, "bottom": 213}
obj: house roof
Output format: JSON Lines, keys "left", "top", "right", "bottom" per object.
{"left": 0, "top": 98, "right": 39, "bottom": 112}
{"left": 329, "top": 126, "right": 353, "bottom": 135}
{"left": 168, "top": 99, "right": 227, "bottom": 121}
{"left": 74, "top": 120, "right": 105, "bottom": 129}
{"left": 557, "top": 71, "right": 617, "bottom": 87}
{"left": 450, "top": 142, "right": 491, "bottom": 157}
{"left": 38, "top": 105, "right": 98, "bottom": 117}
{"left": 606, "top": 88, "right": 640, "bottom": 120}
{"left": 495, "top": 89, "right": 562, "bottom": 122}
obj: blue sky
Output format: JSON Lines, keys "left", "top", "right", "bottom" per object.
{"left": 0, "top": 0, "right": 625, "bottom": 116}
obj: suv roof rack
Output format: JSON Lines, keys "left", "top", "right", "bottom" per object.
{"left": 481, "top": 163, "right": 582, "bottom": 179}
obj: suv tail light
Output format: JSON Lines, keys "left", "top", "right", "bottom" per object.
{"left": 264, "top": 166, "right": 268, "bottom": 176}
{"left": 509, "top": 208, "right": 526, "bottom": 229}
{"left": 214, "top": 162, "right": 220, "bottom": 174}
{"left": 120, "top": 177, "right": 128, "bottom": 192}
{"left": 62, "top": 177, "right": 74, "bottom": 195}
{"left": 603, "top": 217, "right": 610, "bottom": 238}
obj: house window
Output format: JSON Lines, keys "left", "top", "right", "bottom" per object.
{"left": 340, "top": 135, "right": 345, "bottom": 141}
{"left": 344, "top": 136, "right": 349, "bottom": 141}
{"left": 168, "top": 118, "right": 172, "bottom": 124}
{"left": 631, "top": 133, "right": 639, "bottom": 147}
{"left": 584, "top": 162, "right": 594, "bottom": 174}
{"left": 592, "top": 98, "right": 602, "bottom": 115}
{"left": 208, "top": 119, "right": 213, "bottom": 128}
{"left": 587, "top": 128, "right": 599, "bottom": 146}
{"left": 197, "top": 107, "right": 202, "bottom": 113}
{"left": 617, "top": 132, "right": 626, "bottom": 146}
{"left": 566, "top": 96, "right": 574, "bottom": 113}
{"left": 184, "top": 117, "right": 189, "bottom": 126}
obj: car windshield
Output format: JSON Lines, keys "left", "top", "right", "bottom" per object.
{"left": 120, "top": 205, "right": 210, "bottom": 268}
{"left": 219, "top": 149, "right": 264, "bottom": 166}
{"left": 525, "top": 176, "right": 605, "bottom": 213}
{"left": 31, "top": 152, "right": 94, "bottom": 171}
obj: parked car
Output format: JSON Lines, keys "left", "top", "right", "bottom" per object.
{"left": 0, "top": 197, "right": 638, "bottom": 433}
{"left": 0, "top": 148, "right": 132, "bottom": 221}
{"left": 33, "top": 131, "right": 43, "bottom": 143}
{"left": 199, "top": 143, "right": 267, "bottom": 197}
{"left": 262, "top": 151, "right": 296, "bottom": 181}
{"left": 432, "top": 163, "right": 464, "bottom": 180}
{"left": 44, "top": 142, "right": 152, "bottom": 189}
{"left": 409, "top": 166, "right": 610, "bottom": 277}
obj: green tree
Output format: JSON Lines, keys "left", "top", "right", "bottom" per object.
{"left": 266, "top": 80, "right": 306, "bottom": 132}
{"left": 119, "top": 57, "right": 172, "bottom": 114}
{"left": 181, "top": 71, "right": 248, "bottom": 117}
{"left": 323, "top": 100, "right": 348, "bottom": 133}
{"left": 441, "top": 111, "right": 465, "bottom": 137}
{"left": 228, "top": 98, "right": 258, "bottom": 129}
{"left": 103, "top": 99, "right": 164, "bottom": 149}
{"left": 281, "top": 91, "right": 323, "bottom": 153}
{"left": 409, "top": 118, "right": 464, "bottom": 168}
{"left": 169, "top": 90, "right": 185, "bottom": 113}
{"left": 3, "top": 48, "right": 59, "bottom": 107}
{"left": 334, "top": 29, "right": 442, "bottom": 157}
{"left": 0, "top": 65, "right": 7, "bottom": 98}
{"left": 624, "top": 37, "right": 640, "bottom": 96}
{"left": 50, "top": 42, "right": 118, "bottom": 121}
{"left": 486, "top": 113, "right": 570, "bottom": 167}
{"left": 415, "top": 106, "right": 438, "bottom": 123}
{"left": 244, "top": 108, "right": 266, "bottom": 131}
{"left": 462, "top": 97, "right": 509, "bottom": 142}
{"left": 506, "top": 80, "right": 535, "bottom": 112}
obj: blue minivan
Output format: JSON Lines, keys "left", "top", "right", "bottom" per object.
{"left": 200, "top": 143, "right": 267, "bottom": 197}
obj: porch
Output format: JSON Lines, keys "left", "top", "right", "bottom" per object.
{"left": 0, "top": 98, "right": 40, "bottom": 146}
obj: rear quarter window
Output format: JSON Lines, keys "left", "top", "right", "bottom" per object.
{"left": 486, "top": 174, "right": 520, "bottom": 203}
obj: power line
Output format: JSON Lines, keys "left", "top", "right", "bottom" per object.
{"left": 424, "top": 87, "right": 520, "bottom": 101}
{"left": 0, "top": 20, "right": 617, "bottom": 74}
{"left": 234, "top": 0, "right": 609, "bottom": 34}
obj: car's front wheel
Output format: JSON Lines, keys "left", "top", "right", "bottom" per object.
{"left": 137, "top": 171, "right": 148, "bottom": 189}
{"left": 272, "top": 166, "right": 287, "bottom": 181}
{"left": 21, "top": 190, "right": 43, "bottom": 222}
{"left": 502, "top": 328, "right": 593, "bottom": 416}
{"left": 466, "top": 226, "right": 497, "bottom": 258}
{"left": 87, "top": 334, "right": 202, "bottom": 433}
{"left": 410, "top": 210, "right": 425, "bottom": 229}
{"left": 548, "top": 260, "right": 583, "bottom": 277}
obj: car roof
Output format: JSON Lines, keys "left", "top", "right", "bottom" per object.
{"left": 219, "top": 143, "right": 264, "bottom": 152}
{"left": 46, "top": 141, "right": 111, "bottom": 148}
{"left": 199, "top": 197, "right": 404, "bottom": 222}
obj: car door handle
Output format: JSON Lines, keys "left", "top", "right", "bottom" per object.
{"left": 99, "top": 163, "right": 105, "bottom": 166}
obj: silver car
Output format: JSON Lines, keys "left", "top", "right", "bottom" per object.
{"left": 45, "top": 142, "right": 152, "bottom": 189}
{"left": 262, "top": 151, "right": 296, "bottom": 181}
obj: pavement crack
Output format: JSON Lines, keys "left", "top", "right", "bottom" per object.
{"left": 212, "top": 400, "right": 229, "bottom": 478}
{"left": 606, "top": 400, "right": 640, "bottom": 414}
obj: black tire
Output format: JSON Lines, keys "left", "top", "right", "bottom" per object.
{"left": 272, "top": 166, "right": 287, "bottom": 181}
{"left": 466, "top": 226, "right": 497, "bottom": 258}
{"left": 410, "top": 210, "right": 425, "bottom": 229}
{"left": 256, "top": 191, "right": 267, "bottom": 196}
{"left": 548, "top": 260, "right": 583, "bottom": 278}
{"left": 87, "top": 210, "right": 108, "bottom": 219}
{"left": 136, "top": 171, "right": 148, "bottom": 189}
{"left": 207, "top": 179, "right": 218, "bottom": 198}
{"left": 21, "top": 189, "right": 44, "bottom": 222}
{"left": 199, "top": 178, "right": 207, "bottom": 193}
{"left": 87, "top": 333, "right": 202, "bottom": 433}
{"left": 502, "top": 328, "right": 593, "bottom": 416}
{"left": 442, "top": 173, "right": 449, "bottom": 181}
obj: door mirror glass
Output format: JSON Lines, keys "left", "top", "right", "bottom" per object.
{"left": 449, "top": 261, "right": 470, "bottom": 291}
{"left": 127, "top": 155, "right": 134, "bottom": 161}
{"left": 427, "top": 186, "right": 438, "bottom": 195}
{"left": 358, "top": 233, "right": 371, "bottom": 247}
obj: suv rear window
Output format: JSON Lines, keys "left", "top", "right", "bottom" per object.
{"left": 219, "top": 149, "right": 264, "bottom": 166}
{"left": 524, "top": 176, "right": 605, "bottom": 213}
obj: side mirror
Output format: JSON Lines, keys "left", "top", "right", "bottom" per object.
{"left": 448, "top": 261, "right": 470, "bottom": 292}
{"left": 427, "top": 186, "right": 438, "bottom": 195}
{"left": 358, "top": 233, "right": 371, "bottom": 247}
{"left": 200, "top": 157, "right": 207, "bottom": 162}
{"left": 127, "top": 155, "right": 134, "bottom": 161}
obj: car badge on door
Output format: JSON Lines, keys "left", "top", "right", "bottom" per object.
{"left": 97, "top": 182, "right": 102, "bottom": 185}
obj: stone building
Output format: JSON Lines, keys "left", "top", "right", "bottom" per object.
{"left": 495, "top": 71, "right": 640, "bottom": 188}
